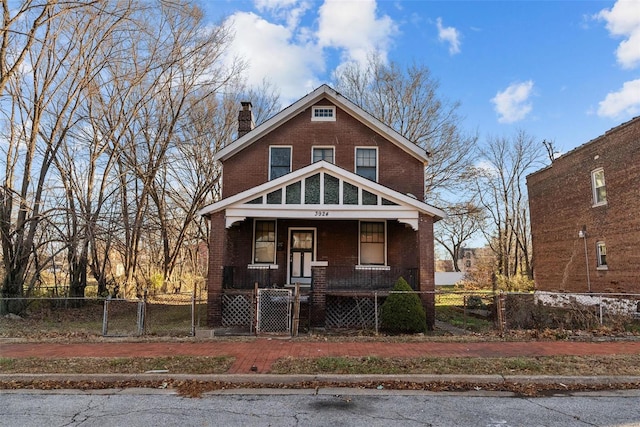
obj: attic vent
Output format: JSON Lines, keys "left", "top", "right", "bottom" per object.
{"left": 312, "top": 106, "right": 335, "bottom": 121}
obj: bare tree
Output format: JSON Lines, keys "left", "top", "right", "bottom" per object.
{"left": 0, "top": 1, "right": 119, "bottom": 309}
{"left": 333, "top": 53, "right": 478, "bottom": 202}
{"left": 435, "top": 202, "right": 486, "bottom": 272}
{"left": 475, "top": 130, "right": 544, "bottom": 280}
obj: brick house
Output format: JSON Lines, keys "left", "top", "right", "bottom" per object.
{"left": 198, "top": 85, "right": 444, "bottom": 330}
{"left": 527, "top": 116, "right": 640, "bottom": 293}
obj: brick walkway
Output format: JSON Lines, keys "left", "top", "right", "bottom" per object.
{"left": 2, "top": 340, "right": 640, "bottom": 374}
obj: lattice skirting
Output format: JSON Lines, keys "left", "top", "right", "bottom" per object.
{"left": 222, "top": 293, "right": 254, "bottom": 327}
{"left": 326, "top": 295, "right": 381, "bottom": 329}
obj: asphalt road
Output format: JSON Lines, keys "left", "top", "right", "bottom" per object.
{"left": 2, "top": 388, "right": 640, "bottom": 427}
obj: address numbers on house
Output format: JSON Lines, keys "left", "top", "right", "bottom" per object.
{"left": 314, "top": 211, "right": 329, "bottom": 217}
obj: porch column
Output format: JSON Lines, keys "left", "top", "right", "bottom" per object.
{"left": 206, "top": 211, "right": 226, "bottom": 326}
{"left": 310, "top": 261, "right": 328, "bottom": 327}
{"left": 418, "top": 213, "right": 436, "bottom": 330}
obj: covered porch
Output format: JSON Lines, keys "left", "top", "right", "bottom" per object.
{"left": 199, "top": 161, "right": 444, "bottom": 329}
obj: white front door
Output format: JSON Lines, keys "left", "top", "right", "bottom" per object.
{"left": 288, "top": 229, "right": 315, "bottom": 285}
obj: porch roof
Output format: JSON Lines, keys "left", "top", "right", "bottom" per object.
{"left": 198, "top": 161, "right": 445, "bottom": 230}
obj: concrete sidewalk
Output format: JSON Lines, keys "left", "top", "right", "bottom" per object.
{"left": 2, "top": 339, "right": 640, "bottom": 374}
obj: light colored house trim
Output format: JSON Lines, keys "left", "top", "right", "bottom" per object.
{"left": 215, "top": 85, "right": 429, "bottom": 163}
{"left": 197, "top": 161, "right": 445, "bottom": 226}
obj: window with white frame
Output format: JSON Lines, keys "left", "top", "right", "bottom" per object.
{"left": 355, "top": 147, "right": 377, "bottom": 181}
{"left": 311, "top": 106, "right": 335, "bottom": 121}
{"left": 359, "top": 221, "right": 385, "bottom": 265}
{"left": 270, "top": 146, "right": 291, "bottom": 180}
{"left": 591, "top": 168, "right": 607, "bottom": 205}
{"left": 254, "top": 220, "right": 276, "bottom": 263}
{"left": 596, "top": 241, "right": 607, "bottom": 269}
{"left": 312, "top": 147, "right": 334, "bottom": 163}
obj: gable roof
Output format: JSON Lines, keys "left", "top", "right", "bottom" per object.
{"left": 197, "top": 160, "right": 445, "bottom": 229}
{"left": 215, "top": 84, "right": 430, "bottom": 163}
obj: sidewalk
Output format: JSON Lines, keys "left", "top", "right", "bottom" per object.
{"left": 2, "top": 339, "right": 640, "bottom": 374}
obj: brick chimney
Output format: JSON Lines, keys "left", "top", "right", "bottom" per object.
{"left": 238, "top": 101, "right": 254, "bottom": 137}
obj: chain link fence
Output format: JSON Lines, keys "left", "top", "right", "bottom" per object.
{"left": 2, "top": 290, "right": 640, "bottom": 339}
{"left": 0, "top": 292, "right": 206, "bottom": 339}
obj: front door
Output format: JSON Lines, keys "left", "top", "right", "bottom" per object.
{"left": 288, "top": 229, "right": 315, "bottom": 285}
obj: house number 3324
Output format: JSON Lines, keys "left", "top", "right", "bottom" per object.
{"left": 314, "top": 211, "right": 329, "bottom": 216}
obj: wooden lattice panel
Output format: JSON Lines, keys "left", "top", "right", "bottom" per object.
{"left": 326, "top": 296, "right": 378, "bottom": 329}
{"left": 222, "top": 294, "right": 253, "bottom": 327}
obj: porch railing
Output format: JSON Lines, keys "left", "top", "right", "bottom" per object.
{"left": 222, "top": 265, "right": 418, "bottom": 290}
{"left": 223, "top": 266, "right": 276, "bottom": 289}
{"left": 324, "top": 266, "right": 418, "bottom": 291}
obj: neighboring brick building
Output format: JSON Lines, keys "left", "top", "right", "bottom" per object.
{"left": 198, "top": 85, "right": 444, "bottom": 329}
{"left": 527, "top": 116, "right": 640, "bottom": 293}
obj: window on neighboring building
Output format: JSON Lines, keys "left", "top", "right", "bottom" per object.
{"left": 596, "top": 241, "right": 607, "bottom": 269}
{"left": 270, "top": 146, "right": 291, "bottom": 180}
{"left": 254, "top": 220, "right": 276, "bottom": 263}
{"left": 355, "top": 147, "right": 377, "bottom": 181}
{"left": 311, "top": 106, "right": 336, "bottom": 121}
{"left": 312, "top": 147, "right": 334, "bottom": 163}
{"left": 591, "top": 168, "right": 607, "bottom": 206}
{"left": 359, "top": 221, "right": 385, "bottom": 265}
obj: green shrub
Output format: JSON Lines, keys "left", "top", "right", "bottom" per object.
{"left": 380, "top": 277, "right": 426, "bottom": 334}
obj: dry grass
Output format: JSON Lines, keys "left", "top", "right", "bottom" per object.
{"left": 2, "top": 353, "right": 640, "bottom": 377}
{"left": 269, "top": 354, "right": 640, "bottom": 376}
{"left": 0, "top": 356, "right": 234, "bottom": 374}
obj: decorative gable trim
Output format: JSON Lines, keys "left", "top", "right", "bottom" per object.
{"left": 198, "top": 161, "right": 445, "bottom": 229}
{"left": 215, "top": 85, "right": 429, "bottom": 163}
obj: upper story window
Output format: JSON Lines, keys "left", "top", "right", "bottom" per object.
{"left": 355, "top": 147, "right": 377, "bottom": 181}
{"left": 270, "top": 146, "right": 291, "bottom": 180}
{"left": 312, "top": 147, "right": 334, "bottom": 163}
{"left": 596, "top": 241, "right": 607, "bottom": 269}
{"left": 311, "top": 106, "right": 335, "bottom": 121}
{"left": 591, "top": 168, "right": 607, "bottom": 206}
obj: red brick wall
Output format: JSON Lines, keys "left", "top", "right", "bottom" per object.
{"left": 221, "top": 98, "right": 424, "bottom": 199}
{"left": 417, "top": 213, "right": 435, "bottom": 329}
{"left": 220, "top": 218, "right": 421, "bottom": 285}
{"left": 206, "top": 211, "right": 226, "bottom": 326}
{"left": 527, "top": 117, "right": 640, "bottom": 293}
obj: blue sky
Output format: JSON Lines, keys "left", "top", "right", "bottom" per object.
{"left": 204, "top": 0, "right": 640, "bottom": 155}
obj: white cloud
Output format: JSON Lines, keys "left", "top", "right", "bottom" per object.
{"left": 317, "top": 0, "right": 397, "bottom": 65}
{"left": 597, "top": 79, "right": 640, "bottom": 118}
{"left": 225, "top": 12, "right": 323, "bottom": 101}
{"left": 223, "top": 1, "right": 399, "bottom": 103}
{"left": 436, "top": 17, "right": 461, "bottom": 55}
{"left": 253, "top": 0, "right": 312, "bottom": 29}
{"left": 491, "top": 81, "right": 535, "bottom": 124}
{"left": 597, "top": 0, "right": 640, "bottom": 69}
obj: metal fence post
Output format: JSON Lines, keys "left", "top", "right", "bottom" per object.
{"left": 191, "top": 292, "right": 196, "bottom": 337}
{"left": 102, "top": 299, "right": 109, "bottom": 336}
{"left": 599, "top": 294, "right": 604, "bottom": 325}
{"left": 136, "top": 300, "right": 145, "bottom": 336}
{"left": 374, "top": 291, "right": 379, "bottom": 334}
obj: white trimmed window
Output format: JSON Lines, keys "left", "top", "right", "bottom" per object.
{"left": 596, "top": 241, "right": 607, "bottom": 269}
{"left": 359, "top": 221, "right": 386, "bottom": 265}
{"left": 254, "top": 220, "right": 276, "bottom": 263}
{"left": 311, "top": 106, "right": 335, "bottom": 121}
{"left": 591, "top": 168, "right": 607, "bottom": 206}
{"left": 312, "top": 147, "right": 334, "bottom": 163}
{"left": 355, "top": 147, "right": 377, "bottom": 181}
{"left": 269, "top": 146, "right": 291, "bottom": 180}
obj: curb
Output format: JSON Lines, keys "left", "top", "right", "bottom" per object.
{"left": 2, "top": 373, "right": 640, "bottom": 386}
